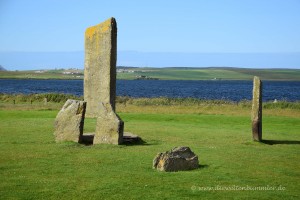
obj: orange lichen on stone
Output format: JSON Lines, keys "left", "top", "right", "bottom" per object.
{"left": 99, "top": 18, "right": 111, "bottom": 32}
{"left": 84, "top": 17, "right": 117, "bottom": 118}
{"left": 85, "top": 26, "right": 97, "bottom": 39}
{"left": 85, "top": 18, "right": 113, "bottom": 39}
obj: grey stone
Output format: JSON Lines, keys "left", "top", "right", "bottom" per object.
{"left": 94, "top": 103, "right": 124, "bottom": 145}
{"left": 153, "top": 147, "right": 199, "bottom": 172}
{"left": 82, "top": 18, "right": 125, "bottom": 145}
{"left": 44, "top": 97, "right": 47, "bottom": 105}
{"left": 251, "top": 76, "right": 262, "bottom": 141}
{"left": 54, "top": 99, "right": 86, "bottom": 142}
{"left": 84, "top": 17, "right": 117, "bottom": 118}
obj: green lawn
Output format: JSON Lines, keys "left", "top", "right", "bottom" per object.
{"left": 0, "top": 105, "right": 299, "bottom": 199}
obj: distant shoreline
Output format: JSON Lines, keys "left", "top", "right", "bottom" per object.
{"left": 1, "top": 67, "right": 300, "bottom": 81}
{"left": 0, "top": 78, "right": 299, "bottom": 82}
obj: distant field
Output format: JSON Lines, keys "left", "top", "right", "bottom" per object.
{"left": 1, "top": 67, "right": 300, "bottom": 80}
{"left": 0, "top": 69, "right": 83, "bottom": 80}
{"left": 118, "top": 67, "right": 300, "bottom": 80}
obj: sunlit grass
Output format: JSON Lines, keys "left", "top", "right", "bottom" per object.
{"left": 0, "top": 97, "right": 299, "bottom": 199}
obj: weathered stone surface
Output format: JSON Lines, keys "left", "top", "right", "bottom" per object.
{"left": 251, "top": 76, "right": 262, "bottom": 141}
{"left": 94, "top": 103, "right": 124, "bottom": 145}
{"left": 84, "top": 17, "right": 117, "bottom": 117}
{"left": 54, "top": 99, "right": 86, "bottom": 142}
{"left": 153, "top": 147, "right": 199, "bottom": 172}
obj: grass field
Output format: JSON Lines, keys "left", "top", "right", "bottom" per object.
{"left": 0, "top": 99, "right": 299, "bottom": 199}
{"left": 1, "top": 67, "right": 300, "bottom": 80}
{"left": 0, "top": 69, "right": 83, "bottom": 80}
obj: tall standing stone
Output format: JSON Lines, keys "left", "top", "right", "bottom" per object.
{"left": 84, "top": 17, "right": 124, "bottom": 145}
{"left": 54, "top": 99, "right": 86, "bottom": 143}
{"left": 84, "top": 17, "right": 117, "bottom": 117}
{"left": 251, "top": 76, "right": 262, "bottom": 141}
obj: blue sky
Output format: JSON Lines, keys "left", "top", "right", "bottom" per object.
{"left": 0, "top": 0, "right": 300, "bottom": 69}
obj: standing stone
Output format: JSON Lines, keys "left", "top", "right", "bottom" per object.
{"left": 84, "top": 17, "right": 117, "bottom": 117}
{"left": 251, "top": 76, "right": 262, "bottom": 141}
{"left": 54, "top": 99, "right": 86, "bottom": 143}
{"left": 44, "top": 97, "right": 47, "bottom": 105}
{"left": 94, "top": 103, "right": 124, "bottom": 145}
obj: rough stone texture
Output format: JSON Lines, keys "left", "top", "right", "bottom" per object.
{"left": 84, "top": 17, "right": 117, "bottom": 117}
{"left": 94, "top": 103, "right": 124, "bottom": 145}
{"left": 251, "top": 76, "right": 262, "bottom": 141}
{"left": 54, "top": 99, "right": 86, "bottom": 142}
{"left": 153, "top": 147, "right": 199, "bottom": 172}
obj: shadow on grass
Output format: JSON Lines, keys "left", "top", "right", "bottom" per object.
{"left": 121, "top": 139, "right": 149, "bottom": 146}
{"left": 79, "top": 134, "right": 158, "bottom": 146}
{"left": 198, "top": 164, "right": 209, "bottom": 169}
{"left": 262, "top": 140, "right": 300, "bottom": 145}
{"left": 121, "top": 133, "right": 161, "bottom": 146}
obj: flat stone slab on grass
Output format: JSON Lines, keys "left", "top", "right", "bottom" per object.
{"left": 123, "top": 132, "right": 144, "bottom": 145}
{"left": 80, "top": 133, "right": 94, "bottom": 145}
{"left": 80, "top": 132, "right": 142, "bottom": 145}
{"left": 153, "top": 146, "right": 199, "bottom": 172}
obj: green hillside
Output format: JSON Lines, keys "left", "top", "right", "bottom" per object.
{"left": 117, "top": 67, "right": 300, "bottom": 81}
{"left": 1, "top": 67, "right": 300, "bottom": 80}
{"left": 0, "top": 69, "right": 83, "bottom": 80}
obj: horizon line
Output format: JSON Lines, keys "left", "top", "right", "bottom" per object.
{"left": 1, "top": 51, "right": 300, "bottom": 54}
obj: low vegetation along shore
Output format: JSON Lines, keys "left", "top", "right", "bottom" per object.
{"left": 1, "top": 93, "right": 300, "bottom": 115}
{"left": 0, "top": 93, "right": 299, "bottom": 199}
{"left": 1, "top": 67, "right": 300, "bottom": 80}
